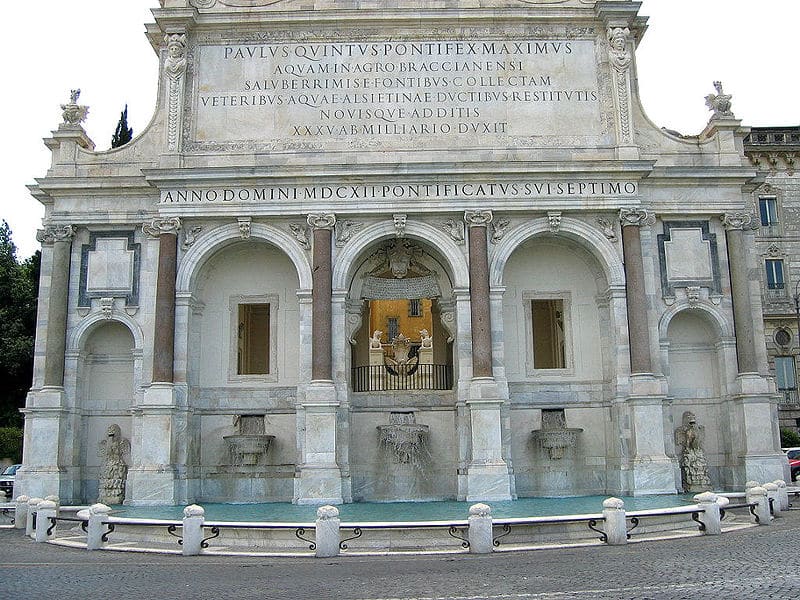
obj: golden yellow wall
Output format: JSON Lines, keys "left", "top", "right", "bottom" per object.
{"left": 368, "top": 299, "right": 433, "bottom": 342}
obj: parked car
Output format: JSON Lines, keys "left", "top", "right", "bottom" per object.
{"left": 0, "top": 464, "right": 21, "bottom": 499}
{"left": 783, "top": 448, "right": 800, "bottom": 482}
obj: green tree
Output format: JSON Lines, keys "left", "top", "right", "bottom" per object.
{"left": 111, "top": 104, "right": 133, "bottom": 148}
{"left": 0, "top": 221, "right": 39, "bottom": 427}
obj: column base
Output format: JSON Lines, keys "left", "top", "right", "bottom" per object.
{"left": 465, "top": 461, "right": 513, "bottom": 502}
{"left": 627, "top": 458, "right": 679, "bottom": 496}
{"left": 294, "top": 465, "right": 344, "bottom": 505}
{"left": 126, "top": 467, "right": 185, "bottom": 506}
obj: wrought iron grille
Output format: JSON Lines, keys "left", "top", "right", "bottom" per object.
{"left": 351, "top": 364, "right": 453, "bottom": 391}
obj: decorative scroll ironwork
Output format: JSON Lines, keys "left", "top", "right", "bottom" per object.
{"left": 448, "top": 526, "right": 469, "bottom": 549}
{"left": 296, "top": 527, "right": 317, "bottom": 550}
{"left": 691, "top": 511, "right": 706, "bottom": 532}
{"left": 0, "top": 507, "right": 14, "bottom": 524}
{"left": 492, "top": 523, "right": 512, "bottom": 547}
{"left": 339, "top": 527, "right": 362, "bottom": 550}
{"left": 167, "top": 524, "right": 183, "bottom": 545}
{"left": 47, "top": 516, "right": 57, "bottom": 536}
{"left": 202, "top": 526, "right": 220, "bottom": 548}
{"left": 101, "top": 523, "right": 115, "bottom": 542}
{"left": 626, "top": 516, "right": 640, "bottom": 539}
{"left": 587, "top": 518, "right": 607, "bottom": 542}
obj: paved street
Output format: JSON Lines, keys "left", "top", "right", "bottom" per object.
{"left": 1, "top": 510, "right": 799, "bottom": 600}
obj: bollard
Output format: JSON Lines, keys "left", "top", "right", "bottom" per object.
{"left": 87, "top": 503, "right": 112, "bottom": 550}
{"left": 763, "top": 482, "right": 780, "bottom": 517}
{"left": 182, "top": 504, "right": 205, "bottom": 556}
{"left": 26, "top": 498, "right": 43, "bottom": 538}
{"left": 467, "top": 503, "right": 493, "bottom": 554}
{"left": 315, "top": 505, "right": 340, "bottom": 558}
{"left": 14, "top": 495, "right": 29, "bottom": 530}
{"left": 602, "top": 497, "right": 628, "bottom": 545}
{"left": 35, "top": 500, "right": 58, "bottom": 543}
{"left": 773, "top": 480, "right": 789, "bottom": 512}
{"left": 693, "top": 492, "right": 721, "bottom": 535}
{"left": 746, "top": 486, "right": 771, "bottom": 525}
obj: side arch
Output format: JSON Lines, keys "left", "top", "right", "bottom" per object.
{"left": 658, "top": 302, "right": 733, "bottom": 341}
{"left": 176, "top": 222, "right": 313, "bottom": 293}
{"left": 489, "top": 217, "right": 625, "bottom": 288}
{"left": 332, "top": 220, "right": 469, "bottom": 291}
{"left": 68, "top": 312, "right": 144, "bottom": 352}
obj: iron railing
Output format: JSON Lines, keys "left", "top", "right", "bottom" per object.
{"left": 351, "top": 364, "right": 453, "bottom": 392}
{"left": 778, "top": 388, "right": 799, "bottom": 405}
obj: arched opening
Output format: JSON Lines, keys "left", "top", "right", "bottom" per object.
{"left": 501, "top": 235, "right": 612, "bottom": 497}
{"left": 189, "top": 240, "right": 300, "bottom": 502}
{"left": 77, "top": 320, "right": 135, "bottom": 502}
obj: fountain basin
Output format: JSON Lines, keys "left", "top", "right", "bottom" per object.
{"left": 532, "top": 428, "right": 583, "bottom": 460}
{"left": 223, "top": 434, "right": 275, "bottom": 465}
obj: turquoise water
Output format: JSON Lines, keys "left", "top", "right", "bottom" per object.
{"left": 110, "top": 495, "right": 696, "bottom": 523}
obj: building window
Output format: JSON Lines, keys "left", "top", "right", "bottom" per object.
{"left": 765, "top": 259, "right": 785, "bottom": 289}
{"left": 775, "top": 356, "right": 796, "bottom": 391}
{"left": 409, "top": 299, "right": 422, "bottom": 317}
{"left": 237, "top": 303, "right": 270, "bottom": 375}
{"left": 387, "top": 317, "right": 399, "bottom": 341}
{"left": 531, "top": 299, "right": 566, "bottom": 369}
{"left": 758, "top": 196, "right": 779, "bottom": 227}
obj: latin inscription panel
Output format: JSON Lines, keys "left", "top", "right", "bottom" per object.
{"left": 192, "top": 39, "right": 606, "bottom": 148}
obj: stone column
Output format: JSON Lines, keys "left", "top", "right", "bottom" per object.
{"left": 310, "top": 214, "right": 335, "bottom": 381}
{"left": 37, "top": 225, "right": 76, "bottom": 387}
{"left": 722, "top": 213, "right": 758, "bottom": 374}
{"left": 462, "top": 210, "right": 511, "bottom": 502}
{"left": 126, "top": 217, "right": 185, "bottom": 505}
{"left": 294, "top": 214, "right": 343, "bottom": 505}
{"left": 617, "top": 210, "right": 675, "bottom": 495}
{"left": 619, "top": 209, "right": 652, "bottom": 375}
{"left": 15, "top": 226, "right": 76, "bottom": 501}
{"left": 722, "top": 213, "right": 785, "bottom": 486}
{"left": 465, "top": 211, "right": 493, "bottom": 378}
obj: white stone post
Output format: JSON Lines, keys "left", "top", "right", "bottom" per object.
{"left": 35, "top": 500, "right": 58, "bottom": 542}
{"left": 763, "top": 482, "right": 780, "bottom": 517}
{"left": 315, "top": 505, "right": 340, "bottom": 558}
{"left": 468, "top": 503, "right": 493, "bottom": 554}
{"left": 746, "top": 486, "right": 771, "bottom": 525}
{"left": 87, "top": 503, "right": 113, "bottom": 550}
{"left": 693, "top": 492, "right": 722, "bottom": 535}
{"left": 14, "top": 495, "right": 29, "bottom": 530}
{"left": 182, "top": 504, "right": 205, "bottom": 556}
{"left": 774, "top": 480, "right": 789, "bottom": 512}
{"left": 26, "top": 497, "right": 42, "bottom": 538}
{"left": 602, "top": 497, "right": 628, "bottom": 545}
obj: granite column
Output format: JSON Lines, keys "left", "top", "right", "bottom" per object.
{"left": 463, "top": 210, "right": 511, "bottom": 501}
{"left": 617, "top": 209, "right": 674, "bottom": 495}
{"left": 295, "top": 214, "right": 342, "bottom": 505}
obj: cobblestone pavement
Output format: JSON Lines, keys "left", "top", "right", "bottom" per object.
{"left": 1, "top": 510, "right": 799, "bottom": 600}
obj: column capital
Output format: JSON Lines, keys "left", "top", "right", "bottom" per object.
{"left": 142, "top": 217, "right": 181, "bottom": 238}
{"left": 464, "top": 210, "right": 493, "bottom": 227}
{"left": 307, "top": 213, "right": 336, "bottom": 230}
{"left": 619, "top": 208, "right": 653, "bottom": 228}
{"left": 720, "top": 212, "right": 756, "bottom": 231}
{"left": 36, "top": 225, "right": 75, "bottom": 245}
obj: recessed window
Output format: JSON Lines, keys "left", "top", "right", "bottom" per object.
{"left": 531, "top": 299, "right": 566, "bottom": 369}
{"left": 409, "top": 299, "right": 422, "bottom": 317}
{"left": 387, "top": 317, "right": 399, "bottom": 341}
{"left": 775, "top": 356, "right": 796, "bottom": 391}
{"left": 775, "top": 328, "right": 792, "bottom": 348}
{"left": 237, "top": 303, "right": 270, "bottom": 375}
{"left": 765, "top": 259, "right": 785, "bottom": 289}
{"left": 758, "top": 196, "right": 779, "bottom": 227}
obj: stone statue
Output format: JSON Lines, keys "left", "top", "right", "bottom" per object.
{"left": 370, "top": 330, "right": 383, "bottom": 349}
{"left": 61, "top": 89, "right": 89, "bottom": 126}
{"left": 674, "top": 411, "right": 712, "bottom": 493}
{"left": 419, "top": 329, "right": 433, "bottom": 348}
{"left": 705, "top": 81, "right": 735, "bottom": 120}
{"left": 97, "top": 424, "right": 130, "bottom": 504}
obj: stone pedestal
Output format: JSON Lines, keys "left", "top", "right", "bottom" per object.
{"left": 622, "top": 375, "right": 677, "bottom": 495}
{"left": 294, "top": 381, "right": 343, "bottom": 505}
{"left": 464, "top": 378, "right": 512, "bottom": 502}
{"left": 126, "top": 383, "right": 187, "bottom": 505}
